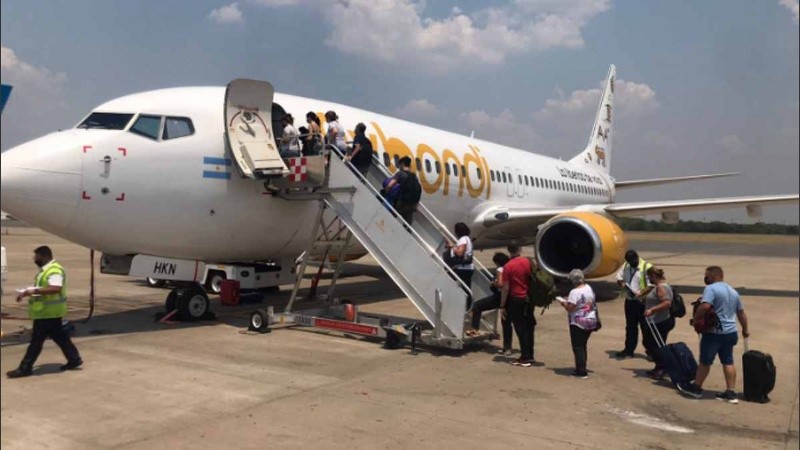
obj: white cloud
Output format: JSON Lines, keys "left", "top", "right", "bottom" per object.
{"left": 252, "top": 0, "right": 609, "bottom": 71}
{"left": 1, "top": 46, "right": 67, "bottom": 95}
{"left": 533, "top": 79, "right": 659, "bottom": 120}
{"left": 209, "top": 3, "right": 244, "bottom": 25}
{"left": 779, "top": 0, "right": 799, "bottom": 24}
{"left": 1, "top": 46, "right": 71, "bottom": 149}
{"left": 460, "top": 108, "right": 541, "bottom": 149}
{"left": 249, "top": 0, "right": 302, "bottom": 5}
{"left": 717, "top": 134, "right": 747, "bottom": 154}
{"left": 395, "top": 98, "right": 441, "bottom": 119}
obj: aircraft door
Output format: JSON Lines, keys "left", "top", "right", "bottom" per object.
{"left": 224, "top": 79, "right": 288, "bottom": 178}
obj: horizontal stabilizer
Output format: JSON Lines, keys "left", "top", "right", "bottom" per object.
{"left": 615, "top": 172, "right": 739, "bottom": 189}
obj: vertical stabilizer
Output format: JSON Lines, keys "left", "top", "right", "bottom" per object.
{"left": 570, "top": 65, "right": 615, "bottom": 174}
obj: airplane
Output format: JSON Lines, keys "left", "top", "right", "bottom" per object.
{"left": 1, "top": 65, "right": 797, "bottom": 301}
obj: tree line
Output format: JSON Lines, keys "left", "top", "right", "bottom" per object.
{"left": 617, "top": 218, "right": 799, "bottom": 235}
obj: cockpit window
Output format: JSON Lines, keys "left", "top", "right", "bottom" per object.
{"left": 129, "top": 115, "right": 162, "bottom": 140}
{"left": 77, "top": 112, "right": 134, "bottom": 130}
{"left": 162, "top": 117, "right": 194, "bottom": 140}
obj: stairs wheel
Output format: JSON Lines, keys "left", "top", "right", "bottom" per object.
{"left": 249, "top": 309, "right": 271, "bottom": 333}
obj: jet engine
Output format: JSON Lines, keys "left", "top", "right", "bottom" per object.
{"left": 535, "top": 212, "right": 627, "bottom": 278}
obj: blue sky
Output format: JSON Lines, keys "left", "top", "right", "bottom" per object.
{"left": 2, "top": 0, "right": 798, "bottom": 223}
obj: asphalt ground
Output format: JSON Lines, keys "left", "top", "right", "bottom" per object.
{"left": 1, "top": 227, "right": 798, "bottom": 449}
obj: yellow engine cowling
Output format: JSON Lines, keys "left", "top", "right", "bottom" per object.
{"left": 535, "top": 212, "right": 627, "bottom": 278}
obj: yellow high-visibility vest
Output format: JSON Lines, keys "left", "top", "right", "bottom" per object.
{"left": 29, "top": 261, "right": 67, "bottom": 320}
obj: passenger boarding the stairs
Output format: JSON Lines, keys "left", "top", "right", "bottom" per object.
{"left": 465, "top": 252, "right": 513, "bottom": 355}
{"left": 279, "top": 114, "right": 301, "bottom": 158}
{"left": 346, "top": 122, "right": 373, "bottom": 176}
{"left": 304, "top": 111, "right": 322, "bottom": 155}
{"left": 446, "top": 222, "right": 474, "bottom": 309}
{"left": 325, "top": 110, "right": 346, "bottom": 153}
{"left": 382, "top": 156, "right": 421, "bottom": 225}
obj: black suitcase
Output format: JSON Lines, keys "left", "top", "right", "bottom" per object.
{"left": 742, "top": 339, "right": 776, "bottom": 403}
{"left": 646, "top": 317, "right": 698, "bottom": 386}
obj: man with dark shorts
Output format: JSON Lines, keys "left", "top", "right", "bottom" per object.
{"left": 678, "top": 266, "right": 749, "bottom": 403}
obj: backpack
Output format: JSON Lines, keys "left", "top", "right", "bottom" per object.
{"left": 399, "top": 172, "right": 422, "bottom": 203}
{"left": 527, "top": 259, "right": 557, "bottom": 308}
{"left": 380, "top": 177, "right": 401, "bottom": 205}
{"left": 690, "top": 298, "right": 719, "bottom": 334}
{"left": 669, "top": 286, "right": 686, "bottom": 318}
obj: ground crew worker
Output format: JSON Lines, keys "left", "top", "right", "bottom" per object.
{"left": 615, "top": 250, "right": 653, "bottom": 358}
{"left": 6, "top": 246, "right": 82, "bottom": 378}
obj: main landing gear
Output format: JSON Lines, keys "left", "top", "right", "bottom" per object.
{"left": 157, "top": 283, "right": 213, "bottom": 322}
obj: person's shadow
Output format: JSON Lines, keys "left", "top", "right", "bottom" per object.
{"left": 551, "top": 367, "right": 595, "bottom": 377}
{"left": 31, "top": 363, "right": 69, "bottom": 376}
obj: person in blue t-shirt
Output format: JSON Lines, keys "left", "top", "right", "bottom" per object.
{"left": 678, "top": 266, "right": 750, "bottom": 403}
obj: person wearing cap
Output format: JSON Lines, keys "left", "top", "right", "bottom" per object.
{"left": 614, "top": 250, "right": 652, "bottom": 358}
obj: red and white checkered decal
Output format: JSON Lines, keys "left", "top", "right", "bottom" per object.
{"left": 287, "top": 157, "right": 308, "bottom": 182}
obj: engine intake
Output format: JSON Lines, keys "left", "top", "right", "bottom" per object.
{"left": 535, "top": 212, "right": 627, "bottom": 278}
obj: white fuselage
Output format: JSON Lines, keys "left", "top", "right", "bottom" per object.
{"left": 0, "top": 87, "right": 614, "bottom": 262}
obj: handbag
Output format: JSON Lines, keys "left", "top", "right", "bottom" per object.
{"left": 592, "top": 305, "right": 602, "bottom": 332}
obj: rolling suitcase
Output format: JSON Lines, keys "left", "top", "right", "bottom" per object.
{"left": 742, "top": 339, "right": 776, "bottom": 403}
{"left": 646, "top": 317, "right": 698, "bottom": 386}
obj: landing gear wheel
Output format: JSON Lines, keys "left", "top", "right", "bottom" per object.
{"left": 176, "top": 285, "right": 210, "bottom": 322}
{"left": 205, "top": 271, "right": 225, "bottom": 295}
{"left": 249, "top": 309, "right": 271, "bottom": 333}
{"left": 147, "top": 277, "right": 166, "bottom": 288}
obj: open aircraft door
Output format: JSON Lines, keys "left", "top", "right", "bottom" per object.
{"left": 224, "top": 79, "right": 288, "bottom": 178}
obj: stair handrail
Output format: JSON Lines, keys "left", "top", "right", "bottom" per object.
{"left": 363, "top": 150, "right": 495, "bottom": 282}
{"left": 323, "top": 144, "right": 473, "bottom": 297}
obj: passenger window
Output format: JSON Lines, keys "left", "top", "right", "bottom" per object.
{"left": 535, "top": 178, "right": 540, "bottom": 188}
{"left": 129, "top": 114, "right": 162, "bottom": 140}
{"left": 476, "top": 168, "right": 482, "bottom": 180}
{"left": 490, "top": 170, "right": 496, "bottom": 182}
{"left": 162, "top": 117, "right": 194, "bottom": 140}
{"left": 415, "top": 158, "right": 422, "bottom": 171}
{"left": 461, "top": 166, "right": 466, "bottom": 177}
{"left": 518, "top": 174, "right": 523, "bottom": 184}
{"left": 502, "top": 172, "right": 507, "bottom": 183}
{"left": 425, "top": 159, "right": 432, "bottom": 173}
{"left": 393, "top": 155, "right": 400, "bottom": 168}
{"left": 435, "top": 161, "right": 441, "bottom": 174}
{"left": 445, "top": 164, "right": 451, "bottom": 176}
{"left": 383, "top": 153, "right": 390, "bottom": 167}
{"left": 524, "top": 176, "right": 529, "bottom": 186}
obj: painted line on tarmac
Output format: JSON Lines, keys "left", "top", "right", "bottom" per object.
{"left": 609, "top": 407, "right": 694, "bottom": 434}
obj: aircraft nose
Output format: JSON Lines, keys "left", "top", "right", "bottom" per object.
{"left": 1, "top": 131, "right": 83, "bottom": 231}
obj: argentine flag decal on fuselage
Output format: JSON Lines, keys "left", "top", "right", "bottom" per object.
{"left": 202, "top": 156, "right": 232, "bottom": 179}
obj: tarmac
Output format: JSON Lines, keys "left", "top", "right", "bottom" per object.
{"left": 1, "top": 227, "right": 798, "bottom": 449}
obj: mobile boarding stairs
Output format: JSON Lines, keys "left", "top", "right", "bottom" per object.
{"left": 225, "top": 79, "right": 499, "bottom": 350}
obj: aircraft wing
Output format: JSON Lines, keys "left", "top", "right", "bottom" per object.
{"left": 479, "top": 194, "right": 799, "bottom": 228}
{"left": 614, "top": 172, "right": 739, "bottom": 189}
{"left": 603, "top": 194, "right": 799, "bottom": 217}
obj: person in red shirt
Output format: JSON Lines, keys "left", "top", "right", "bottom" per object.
{"left": 500, "top": 244, "right": 535, "bottom": 366}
